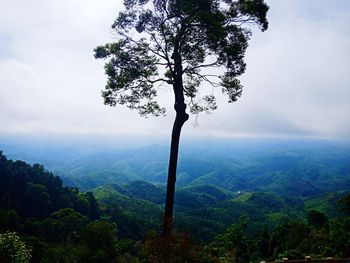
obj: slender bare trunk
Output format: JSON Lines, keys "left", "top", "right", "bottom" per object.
{"left": 163, "top": 108, "right": 188, "bottom": 237}
{"left": 163, "top": 47, "right": 188, "bottom": 237}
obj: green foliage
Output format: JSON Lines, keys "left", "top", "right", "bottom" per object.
{"left": 338, "top": 193, "right": 350, "bottom": 216}
{"left": 47, "top": 208, "right": 89, "bottom": 242}
{"left": 253, "top": 227, "right": 270, "bottom": 260}
{"left": 95, "top": 0, "right": 269, "bottom": 116}
{"left": 141, "top": 232, "right": 209, "bottom": 263}
{"left": 107, "top": 181, "right": 233, "bottom": 210}
{"left": 270, "top": 221, "right": 309, "bottom": 257}
{"left": 329, "top": 217, "right": 350, "bottom": 257}
{"left": 93, "top": 186, "right": 162, "bottom": 237}
{"left": 95, "top": 39, "right": 164, "bottom": 116}
{"left": 1, "top": 151, "right": 350, "bottom": 262}
{"left": 304, "top": 191, "right": 349, "bottom": 218}
{"left": 81, "top": 221, "right": 118, "bottom": 262}
{"left": 195, "top": 205, "right": 350, "bottom": 262}
{"left": 0, "top": 210, "right": 21, "bottom": 232}
{"left": 24, "top": 183, "right": 52, "bottom": 219}
{"left": 0, "top": 153, "right": 106, "bottom": 262}
{"left": 181, "top": 191, "right": 304, "bottom": 241}
{"left": 21, "top": 236, "right": 47, "bottom": 263}
{"left": 307, "top": 210, "right": 328, "bottom": 227}
{"left": 0, "top": 152, "right": 99, "bottom": 221}
{"left": 207, "top": 216, "right": 250, "bottom": 262}
{"left": 0, "top": 231, "right": 31, "bottom": 263}
{"left": 117, "top": 180, "right": 166, "bottom": 204}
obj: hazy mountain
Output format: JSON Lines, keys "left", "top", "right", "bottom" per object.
{"left": 1, "top": 137, "right": 349, "bottom": 198}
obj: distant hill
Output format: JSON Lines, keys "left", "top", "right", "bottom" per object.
{"left": 304, "top": 191, "right": 350, "bottom": 218}
{"left": 8, "top": 139, "right": 348, "bottom": 199}
{"left": 92, "top": 179, "right": 349, "bottom": 241}
{"left": 2, "top": 138, "right": 349, "bottom": 198}
{"left": 90, "top": 180, "right": 315, "bottom": 242}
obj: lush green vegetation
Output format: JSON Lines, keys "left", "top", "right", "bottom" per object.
{"left": 0, "top": 152, "right": 132, "bottom": 262}
{"left": 1, "top": 141, "right": 350, "bottom": 262}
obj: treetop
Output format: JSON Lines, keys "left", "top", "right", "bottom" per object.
{"left": 95, "top": 0, "right": 269, "bottom": 116}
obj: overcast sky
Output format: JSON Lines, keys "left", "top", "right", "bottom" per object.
{"left": 0, "top": 0, "right": 349, "bottom": 141}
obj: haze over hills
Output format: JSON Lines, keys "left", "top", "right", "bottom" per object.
{"left": 1, "top": 136, "right": 349, "bottom": 197}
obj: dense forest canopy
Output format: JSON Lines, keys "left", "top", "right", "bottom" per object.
{"left": 1, "top": 151, "right": 350, "bottom": 262}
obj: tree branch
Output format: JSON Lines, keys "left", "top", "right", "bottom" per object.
{"left": 183, "top": 61, "right": 220, "bottom": 74}
{"left": 146, "top": 77, "right": 173, "bottom": 84}
{"left": 189, "top": 72, "right": 222, "bottom": 87}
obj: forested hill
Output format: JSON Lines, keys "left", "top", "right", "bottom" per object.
{"left": 0, "top": 151, "right": 98, "bottom": 220}
{"left": 1, "top": 151, "right": 350, "bottom": 262}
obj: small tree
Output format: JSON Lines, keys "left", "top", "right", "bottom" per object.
{"left": 339, "top": 193, "right": 350, "bottom": 216}
{"left": 95, "top": 0, "right": 268, "bottom": 237}
{"left": 307, "top": 210, "right": 328, "bottom": 227}
{"left": 0, "top": 232, "right": 32, "bottom": 263}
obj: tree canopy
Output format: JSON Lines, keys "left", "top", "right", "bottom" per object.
{"left": 94, "top": 0, "right": 269, "bottom": 116}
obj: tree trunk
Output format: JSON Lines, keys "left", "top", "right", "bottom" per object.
{"left": 163, "top": 107, "right": 188, "bottom": 237}
{"left": 163, "top": 47, "right": 188, "bottom": 237}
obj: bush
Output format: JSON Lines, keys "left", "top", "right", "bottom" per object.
{"left": 0, "top": 231, "right": 31, "bottom": 263}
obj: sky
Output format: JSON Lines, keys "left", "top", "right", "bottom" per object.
{"left": 0, "top": 0, "right": 350, "bottom": 141}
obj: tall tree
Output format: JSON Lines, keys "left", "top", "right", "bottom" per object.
{"left": 94, "top": 0, "right": 268, "bottom": 237}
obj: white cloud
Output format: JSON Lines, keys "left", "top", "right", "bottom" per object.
{"left": 0, "top": 0, "right": 349, "bottom": 139}
{"left": 193, "top": 0, "right": 350, "bottom": 139}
